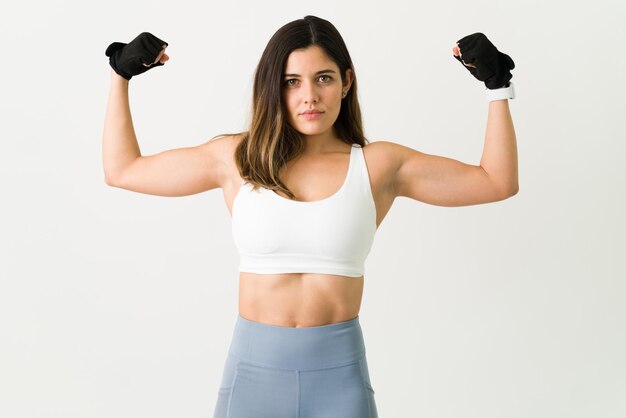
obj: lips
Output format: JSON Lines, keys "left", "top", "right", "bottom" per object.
{"left": 300, "top": 110, "right": 323, "bottom": 120}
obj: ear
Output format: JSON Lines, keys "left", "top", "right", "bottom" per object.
{"left": 343, "top": 68, "right": 354, "bottom": 92}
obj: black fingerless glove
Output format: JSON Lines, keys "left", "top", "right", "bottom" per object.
{"left": 105, "top": 32, "right": 168, "bottom": 80}
{"left": 454, "top": 33, "right": 515, "bottom": 90}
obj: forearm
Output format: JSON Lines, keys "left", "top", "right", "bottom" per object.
{"left": 479, "top": 99, "right": 519, "bottom": 195}
{"left": 102, "top": 69, "right": 141, "bottom": 184}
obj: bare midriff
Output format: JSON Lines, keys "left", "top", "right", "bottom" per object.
{"left": 238, "top": 272, "right": 364, "bottom": 328}
{"left": 225, "top": 138, "right": 391, "bottom": 329}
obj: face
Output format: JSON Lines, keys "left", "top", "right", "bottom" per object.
{"left": 282, "top": 45, "right": 353, "bottom": 137}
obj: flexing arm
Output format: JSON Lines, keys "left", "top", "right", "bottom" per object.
{"left": 391, "top": 36, "right": 518, "bottom": 206}
{"left": 390, "top": 101, "right": 518, "bottom": 206}
{"left": 102, "top": 38, "right": 170, "bottom": 183}
{"left": 102, "top": 70, "right": 140, "bottom": 185}
{"left": 102, "top": 67, "right": 228, "bottom": 197}
{"left": 101, "top": 35, "right": 227, "bottom": 197}
{"left": 101, "top": 66, "right": 227, "bottom": 197}
{"left": 480, "top": 99, "right": 518, "bottom": 196}
{"left": 453, "top": 43, "right": 518, "bottom": 195}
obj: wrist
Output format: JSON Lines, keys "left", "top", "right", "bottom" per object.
{"left": 111, "top": 69, "right": 129, "bottom": 84}
{"left": 485, "top": 81, "right": 515, "bottom": 102}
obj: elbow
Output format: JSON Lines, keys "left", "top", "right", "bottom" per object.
{"left": 509, "top": 178, "right": 520, "bottom": 196}
{"left": 493, "top": 182, "right": 518, "bottom": 201}
{"left": 504, "top": 183, "right": 519, "bottom": 198}
{"left": 104, "top": 172, "right": 119, "bottom": 187}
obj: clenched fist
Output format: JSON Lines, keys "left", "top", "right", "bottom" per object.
{"left": 452, "top": 33, "right": 515, "bottom": 90}
{"left": 105, "top": 32, "right": 169, "bottom": 80}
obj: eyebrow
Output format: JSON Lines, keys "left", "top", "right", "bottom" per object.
{"left": 283, "top": 69, "right": 337, "bottom": 77}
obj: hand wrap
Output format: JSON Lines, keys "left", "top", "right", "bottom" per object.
{"left": 454, "top": 33, "right": 515, "bottom": 90}
{"left": 105, "top": 32, "right": 168, "bottom": 80}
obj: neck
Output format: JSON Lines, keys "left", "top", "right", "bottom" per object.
{"left": 302, "top": 127, "right": 343, "bottom": 154}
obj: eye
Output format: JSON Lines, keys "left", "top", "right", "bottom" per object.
{"left": 318, "top": 75, "right": 332, "bottom": 82}
{"left": 284, "top": 79, "right": 298, "bottom": 87}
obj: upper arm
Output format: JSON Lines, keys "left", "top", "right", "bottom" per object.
{"left": 386, "top": 141, "right": 513, "bottom": 207}
{"left": 107, "top": 135, "right": 234, "bottom": 197}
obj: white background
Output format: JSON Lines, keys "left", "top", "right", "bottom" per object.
{"left": 1, "top": 0, "right": 625, "bottom": 417}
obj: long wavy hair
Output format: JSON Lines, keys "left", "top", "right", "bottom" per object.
{"left": 214, "top": 15, "right": 368, "bottom": 200}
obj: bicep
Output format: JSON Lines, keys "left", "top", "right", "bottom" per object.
{"left": 109, "top": 137, "right": 227, "bottom": 197}
{"left": 390, "top": 142, "right": 508, "bottom": 206}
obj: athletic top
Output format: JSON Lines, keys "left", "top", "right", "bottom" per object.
{"left": 231, "top": 143, "right": 377, "bottom": 277}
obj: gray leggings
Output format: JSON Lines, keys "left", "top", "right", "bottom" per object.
{"left": 213, "top": 314, "right": 378, "bottom": 418}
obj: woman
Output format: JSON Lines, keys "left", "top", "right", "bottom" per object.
{"left": 103, "top": 15, "right": 517, "bottom": 418}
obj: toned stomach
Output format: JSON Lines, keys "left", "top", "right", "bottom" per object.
{"left": 238, "top": 272, "right": 364, "bottom": 328}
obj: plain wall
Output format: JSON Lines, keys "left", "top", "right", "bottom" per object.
{"left": 1, "top": 0, "right": 625, "bottom": 417}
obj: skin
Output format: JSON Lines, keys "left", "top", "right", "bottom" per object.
{"left": 281, "top": 45, "right": 353, "bottom": 153}
{"left": 122, "top": 42, "right": 492, "bottom": 328}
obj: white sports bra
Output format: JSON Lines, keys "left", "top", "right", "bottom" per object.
{"left": 231, "top": 143, "right": 377, "bottom": 277}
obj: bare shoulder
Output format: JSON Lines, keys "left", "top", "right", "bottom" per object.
{"left": 361, "top": 140, "right": 404, "bottom": 195}
{"left": 363, "top": 139, "right": 442, "bottom": 198}
{"left": 201, "top": 133, "right": 245, "bottom": 187}
{"left": 202, "top": 133, "right": 243, "bottom": 157}
{"left": 363, "top": 140, "right": 402, "bottom": 166}
{"left": 201, "top": 133, "right": 243, "bottom": 163}
{"left": 362, "top": 140, "right": 403, "bottom": 175}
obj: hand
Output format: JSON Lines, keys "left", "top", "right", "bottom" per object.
{"left": 452, "top": 44, "right": 476, "bottom": 68}
{"left": 105, "top": 32, "right": 169, "bottom": 80}
{"left": 143, "top": 45, "right": 169, "bottom": 67}
{"left": 452, "top": 33, "right": 515, "bottom": 90}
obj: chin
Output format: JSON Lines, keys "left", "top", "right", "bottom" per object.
{"left": 291, "top": 123, "right": 332, "bottom": 137}
{"left": 297, "top": 127, "right": 325, "bottom": 136}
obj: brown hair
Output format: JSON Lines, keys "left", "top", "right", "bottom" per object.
{"left": 213, "top": 15, "right": 368, "bottom": 200}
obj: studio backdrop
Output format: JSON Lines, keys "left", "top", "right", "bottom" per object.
{"left": 1, "top": 0, "right": 624, "bottom": 417}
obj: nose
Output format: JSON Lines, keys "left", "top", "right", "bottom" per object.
{"left": 302, "top": 81, "right": 319, "bottom": 104}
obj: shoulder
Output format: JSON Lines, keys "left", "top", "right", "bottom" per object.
{"left": 362, "top": 140, "right": 439, "bottom": 198}
{"left": 201, "top": 133, "right": 245, "bottom": 164}
{"left": 360, "top": 140, "right": 408, "bottom": 195}
{"left": 202, "top": 132, "right": 245, "bottom": 148}
{"left": 362, "top": 140, "right": 404, "bottom": 173}
{"left": 198, "top": 133, "right": 246, "bottom": 188}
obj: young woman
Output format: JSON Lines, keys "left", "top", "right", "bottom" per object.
{"left": 103, "top": 15, "right": 518, "bottom": 418}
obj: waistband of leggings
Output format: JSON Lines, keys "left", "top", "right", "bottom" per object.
{"left": 227, "top": 314, "right": 366, "bottom": 371}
